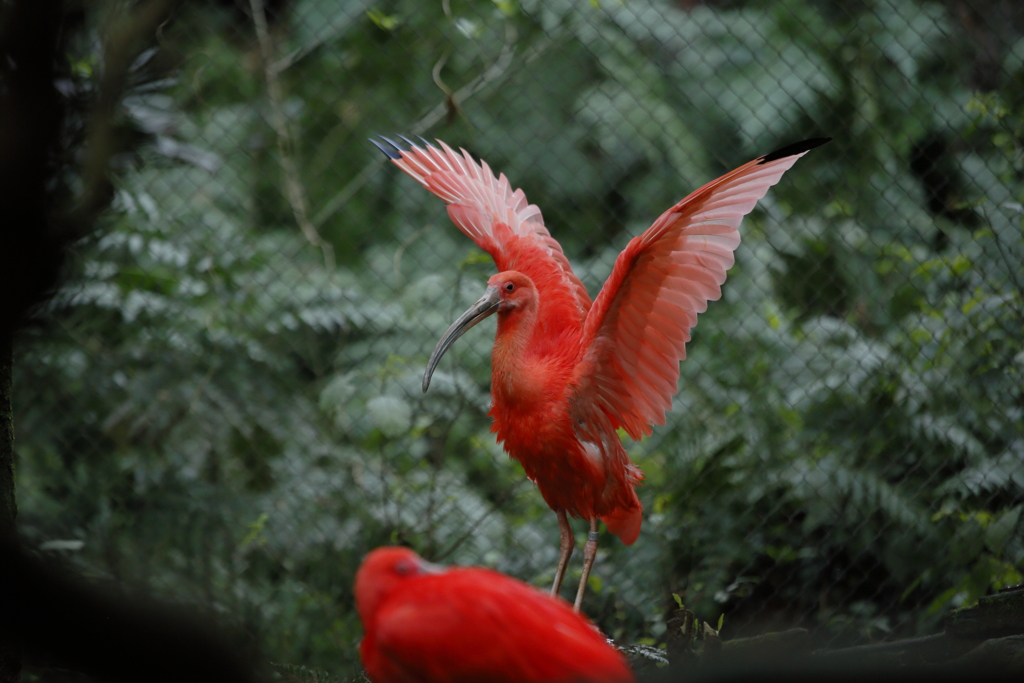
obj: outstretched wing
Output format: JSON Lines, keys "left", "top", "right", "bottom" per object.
{"left": 373, "top": 137, "right": 592, "bottom": 330}
{"left": 573, "top": 138, "right": 830, "bottom": 439}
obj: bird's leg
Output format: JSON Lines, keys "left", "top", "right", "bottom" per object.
{"left": 550, "top": 510, "right": 575, "bottom": 597}
{"left": 573, "top": 518, "right": 599, "bottom": 612}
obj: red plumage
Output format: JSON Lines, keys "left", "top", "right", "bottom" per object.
{"left": 376, "top": 135, "right": 829, "bottom": 607}
{"left": 356, "top": 547, "right": 635, "bottom": 683}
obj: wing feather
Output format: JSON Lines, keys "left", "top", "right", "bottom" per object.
{"left": 573, "top": 138, "right": 829, "bottom": 439}
{"left": 379, "top": 137, "right": 592, "bottom": 328}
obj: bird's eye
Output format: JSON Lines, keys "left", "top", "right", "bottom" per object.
{"left": 505, "top": 283, "right": 514, "bottom": 292}
{"left": 394, "top": 561, "right": 412, "bottom": 576}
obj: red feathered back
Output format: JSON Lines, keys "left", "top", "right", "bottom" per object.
{"left": 356, "top": 547, "right": 635, "bottom": 683}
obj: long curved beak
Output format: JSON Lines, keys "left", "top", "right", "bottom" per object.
{"left": 422, "top": 286, "right": 500, "bottom": 393}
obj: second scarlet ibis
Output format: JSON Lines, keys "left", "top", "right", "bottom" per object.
{"left": 356, "top": 546, "right": 635, "bottom": 683}
{"left": 373, "top": 135, "right": 829, "bottom": 610}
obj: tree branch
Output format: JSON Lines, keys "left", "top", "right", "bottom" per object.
{"left": 249, "top": 0, "right": 334, "bottom": 270}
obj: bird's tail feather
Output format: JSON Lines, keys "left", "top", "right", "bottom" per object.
{"left": 601, "top": 506, "right": 642, "bottom": 546}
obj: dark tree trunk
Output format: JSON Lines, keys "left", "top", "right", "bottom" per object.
{"left": 0, "top": 328, "right": 17, "bottom": 683}
{"left": 0, "top": 329, "right": 13, "bottom": 533}
{"left": 1, "top": 0, "right": 68, "bottom": 676}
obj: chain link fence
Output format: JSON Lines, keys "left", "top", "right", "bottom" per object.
{"left": 13, "top": 0, "right": 1024, "bottom": 676}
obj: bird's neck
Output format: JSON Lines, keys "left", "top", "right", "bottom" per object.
{"left": 491, "top": 305, "right": 543, "bottom": 405}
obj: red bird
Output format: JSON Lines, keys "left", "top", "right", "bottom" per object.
{"left": 356, "top": 546, "right": 635, "bottom": 683}
{"left": 373, "top": 135, "right": 828, "bottom": 610}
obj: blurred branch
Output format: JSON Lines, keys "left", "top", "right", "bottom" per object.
{"left": 249, "top": 0, "right": 334, "bottom": 270}
{"left": 312, "top": 25, "right": 558, "bottom": 229}
{"left": 70, "top": 0, "right": 178, "bottom": 230}
{"left": 945, "top": 588, "right": 1024, "bottom": 639}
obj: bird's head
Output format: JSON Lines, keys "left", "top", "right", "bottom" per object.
{"left": 422, "top": 270, "right": 536, "bottom": 392}
{"left": 487, "top": 271, "right": 537, "bottom": 313}
{"left": 355, "top": 547, "right": 444, "bottom": 625}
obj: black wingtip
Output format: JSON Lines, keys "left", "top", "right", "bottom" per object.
{"left": 370, "top": 137, "right": 402, "bottom": 160}
{"left": 397, "top": 134, "right": 421, "bottom": 149}
{"left": 381, "top": 135, "right": 408, "bottom": 156}
{"left": 758, "top": 137, "right": 832, "bottom": 164}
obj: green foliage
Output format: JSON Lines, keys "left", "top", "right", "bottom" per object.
{"left": 13, "top": 0, "right": 1024, "bottom": 676}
